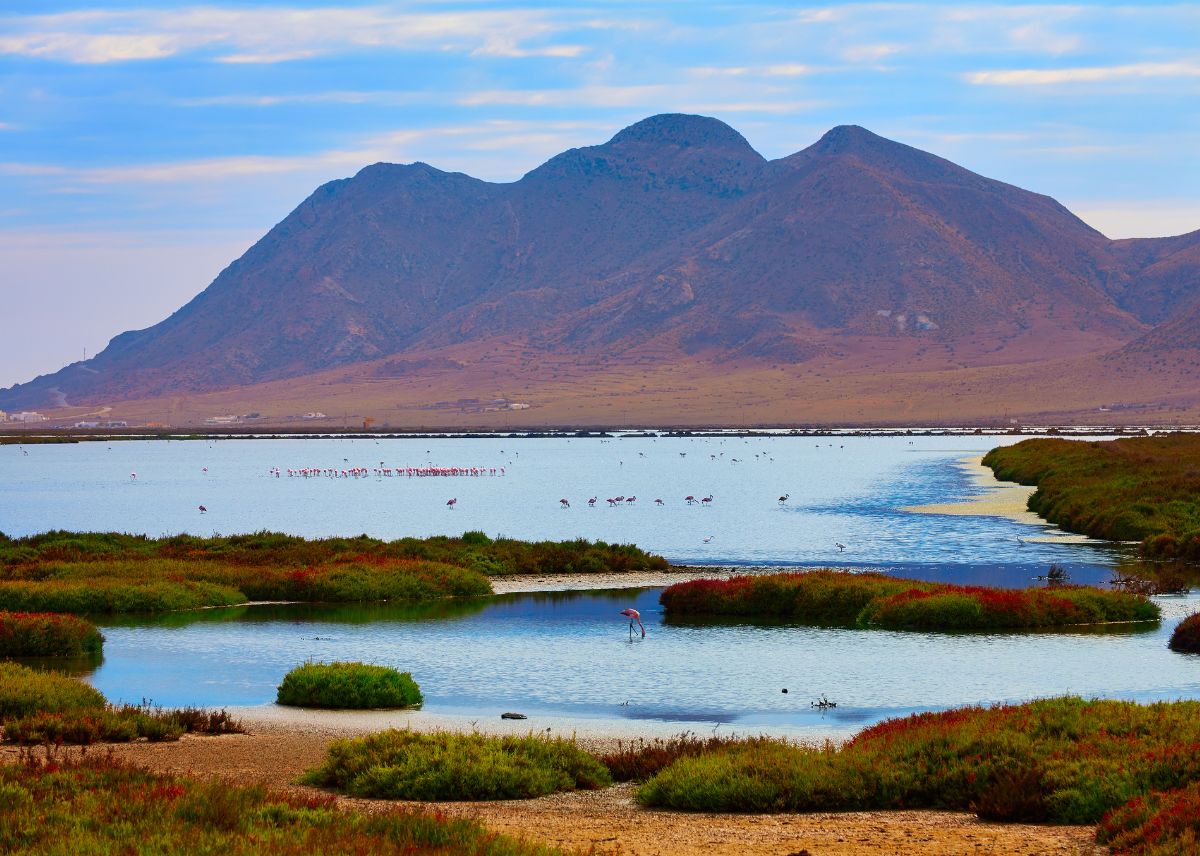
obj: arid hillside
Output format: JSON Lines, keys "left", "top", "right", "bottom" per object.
{"left": 3, "top": 114, "right": 1198, "bottom": 426}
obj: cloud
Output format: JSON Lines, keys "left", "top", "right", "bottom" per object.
{"left": 967, "top": 61, "right": 1200, "bottom": 86}
{"left": 841, "top": 43, "right": 903, "bottom": 63}
{"left": 1070, "top": 200, "right": 1200, "bottom": 240}
{"left": 0, "top": 6, "right": 577, "bottom": 64}
{"left": 214, "top": 50, "right": 323, "bottom": 65}
{"left": 458, "top": 85, "right": 673, "bottom": 108}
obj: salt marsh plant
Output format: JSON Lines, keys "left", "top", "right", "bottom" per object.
{"left": 276, "top": 662, "right": 423, "bottom": 709}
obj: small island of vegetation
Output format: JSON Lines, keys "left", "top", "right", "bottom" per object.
{"left": 660, "top": 570, "right": 1158, "bottom": 630}
{"left": 0, "top": 661, "right": 243, "bottom": 745}
{"left": 0, "top": 611, "right": 103, "bottom": 657}
{"left": 1168, "top": 613, "right": 1200, "bottom": 653}
{"left": 277, "top": 662, "right": 423, "bottom": 709}
{"left": 982, "top": 434, "right": 1200, "bottom": 561}
{"left": 0, "top": 530, "right": 668, "bottom": 614}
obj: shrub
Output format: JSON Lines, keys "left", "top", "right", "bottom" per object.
{"left": 276, "top": 662, "right": 423, "bottom": 709}
{"left": 0, "top": 611, "right": 103, "bottom": 656}
{"left": 0, "top": 662, "right": 106, "bottom": 719}
{"left": 1098, "top": 781, "right": 1200, "bottom": 854}
{"left": 302, "top": 729, "right": 612, "bottom": 800}
{"left": 0, "top": 754, "right": 568, "bottom": 855}
{"left": 637, "top": 697, "right": 1200, "bottom": 825}
{"left": 661, "top": 571, "right": 1159, "bottom": 631}
{"left": 1168, "top": 613, "right": 1200, "bottom": 653}
{"left": 600, "top": 733, "right": 771, "bottom": 782}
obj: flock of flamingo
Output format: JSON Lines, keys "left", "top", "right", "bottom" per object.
{"left": 272, "top": 464, "right": 506, "bottom": 478}
{"left": 554, "top": 494, "right": 715, "bottom": 509}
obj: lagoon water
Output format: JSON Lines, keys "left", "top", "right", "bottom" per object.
{"left": 4, "top": 433, "right": 1197, "bottom": 737}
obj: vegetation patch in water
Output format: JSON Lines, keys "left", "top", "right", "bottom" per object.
{"left": 0, "top": 611, "right": 103, "bottom": 656}
{"left": 1168, "top": 613, "right": 1200, "bottom": 653}
{"left": 637, "top": 697, "right": 1200, "bottom": 827}
{"left": 276, "top": 662, "right": 423, "bottom": 709}
{"left": 982, "top": 434, "right": 1200, "bottom": 561}
{"left": 0, "top": 531, "right": 666, "bottom": 614}
{"left": 302, "top": 729, "right": 612, "bottom": 800}
{"left": 0, "top": 662, "right": 244, "bottom": 744}
{"left": 660, "top": 571, "right": 1158, "bottom": 630}
{"left": 0, "top": 754, "right": 566, "bottom": 856}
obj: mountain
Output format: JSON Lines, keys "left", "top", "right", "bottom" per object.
{"left": 3, "top": 114, "right": 1199, "bottom": 422}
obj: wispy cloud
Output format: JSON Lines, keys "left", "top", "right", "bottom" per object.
{"left": 0, "top": 6, "right": 578, "bottom": 64}
{"left": 967, "top": 60, "right": 1200, "bottom": 86}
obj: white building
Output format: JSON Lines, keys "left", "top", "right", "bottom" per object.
{"left": 10, "top": 411, "right": 47, "bottom": 423}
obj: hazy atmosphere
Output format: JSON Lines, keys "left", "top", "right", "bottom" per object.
{"left": 2, "top": 0, "right": 1198, "bottom": 388}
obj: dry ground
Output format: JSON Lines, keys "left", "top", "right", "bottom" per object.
{"left": 3, "top": 730, "right": 1105, "bottom": 855}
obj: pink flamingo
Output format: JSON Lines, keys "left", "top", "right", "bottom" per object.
{"left": 198, "top": 505, "right": 207, "bottom": 513}
{"left": 626, "top": 496, "right": 636, "bottom": 505}
{"left": 588, "top": 497, "right": 597, "bottom": 507}
{"left": 684, "top": 495, "right": 696, "bottom": 505}
{"left": 701, "top": 494, "right": 713, "bottom": 506}
{"left": 560, "top": 498, "right": 570, "bottom": 508}
{"left": 446, "top": 498, "right": 457, "bottom": 509}
{"left": 620, "top": 608, "right": 645, "bottom": 639}
{"left": 654, "top": 498, "right": 664, "bottom": 506}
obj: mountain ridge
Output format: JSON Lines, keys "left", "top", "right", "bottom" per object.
{"left": 3, "top": 113, "right": 1198, "bottom": 420}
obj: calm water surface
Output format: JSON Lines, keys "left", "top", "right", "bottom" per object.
{"left": 4, "top": 434, "right": 1196, "bottom": 737}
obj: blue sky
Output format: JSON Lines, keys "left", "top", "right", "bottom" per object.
{"left": 2, "top": 1, "right": 1198, "bottom": 388}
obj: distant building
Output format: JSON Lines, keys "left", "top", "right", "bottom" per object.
{"left": 302, "top": 412, "right": 327, "bottom": 420}
{"left": 0, "top": 410, "right": 7, "bottom": 422}
{"left": 204, "top": 415, "right": 241, "bottom": 425}
{"left": 508, "top": 403, "right": 531, "bottom": 410}
{"left": 74, "top": 421, "right": 101, "bottom": 429}
{"left": 10, "top": 411, "right": 47, "bottom": 423}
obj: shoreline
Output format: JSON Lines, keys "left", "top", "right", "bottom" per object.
{"left": 903, "top": 454, "right": 1097, "bottom": 544}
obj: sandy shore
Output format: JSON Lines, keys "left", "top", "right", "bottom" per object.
{"left": 903, "top": 454, "right": 1095, "bottom": 544}
{"left": 1, "top": 731, "right": 1103, "bottom": 855}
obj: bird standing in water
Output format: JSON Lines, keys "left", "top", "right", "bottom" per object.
{"left": 620, "top": 608, "right": 645, "bottom": 639}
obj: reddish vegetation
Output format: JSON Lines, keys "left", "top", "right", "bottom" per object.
{"left": 0, "top": 611, "right": 103, "bottom": 656}
{"left": 660, "top": 571, "right": 1159, "bottom": 629}
{"left": 4, "top": 114, "right": 1199, "bottom": 424}
{"left": 1168, "top": 613, "right": 1200, "bottom": 653}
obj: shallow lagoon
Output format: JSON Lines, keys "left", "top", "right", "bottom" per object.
{"left": 4, "top": 433, "right": 1196, "bottom": 738}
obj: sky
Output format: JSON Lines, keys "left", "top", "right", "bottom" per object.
{"left": 1, "top": 1, "right": 1198, "bottom": 390}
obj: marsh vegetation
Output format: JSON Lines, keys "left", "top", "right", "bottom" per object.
{"left": 660, "top": 570, "right": 1159, "bottom": 630}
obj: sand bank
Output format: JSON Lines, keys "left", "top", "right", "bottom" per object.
{"left": 904, "top": 454, "right": 1095, "bottom": 544}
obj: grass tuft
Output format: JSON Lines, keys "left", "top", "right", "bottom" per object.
{"left": 276, "top": 662, "right": 423, "bottom": 709}
{"left": 1168, "top": 613, "right": 1200, "bottom": 653}
{"left": 302, "top": 729, "right": 612, "bottom": 800}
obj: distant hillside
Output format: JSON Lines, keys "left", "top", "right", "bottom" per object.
{"left": 3, "top": 114, "right": 1198, "bottom": 418}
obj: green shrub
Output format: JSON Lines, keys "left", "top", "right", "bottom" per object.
{"left": 983, "top": 435, "right": 1200, "bottom": 560}
{"left": 0, "top": 611, "right": 103, "bottom": 656}
{"left": 276, "top": 662, "right": 423, "bottom": 709}
{"left": 637, "top": 697, "right": 1200, "bottom": 825}
{"left": 302, "top": 729, "right": 612, "bottom": 800}
{"left": 0, "top": 662, "right": 105, "bottom": 719}
{"left": 0, "top": 755, "right": 568, "bottom": 855}
{"left": 600, "top": 733, "right": 771, "bottom": 782}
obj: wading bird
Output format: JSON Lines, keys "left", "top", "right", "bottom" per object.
{"left": 560, "top": 498, "right": 570, "bottom": 508}
{"left": 778, "top": 494, "right": 790, "bottom": 505}
{"left": 620, "top": 608, "right": 645, "bottom": 639}
{"left": 446, "top": 498, "right": 457, "bottom": 509}
{"left": 835, "top": 542, "right": 846, "bottom": 552}
{"left": 198, "top": 505, "right": 207, "bottom": 513}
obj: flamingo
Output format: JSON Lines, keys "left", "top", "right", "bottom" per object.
{"left": 446, "top": 498, "right": 457, "bottom": 509}
{"left": 560, "top": 498, "right": 570, "bottom": 508}
{"left": 654, "top": 498, "right": 664, "bottom": 506}
{"left": 778, "top": 493, "right": 790, "bottom": 505}
{"left": 620, "top": 608, "right": 645, "bottom": 639}
{"left": 684, "top": 495, "right": 696, "bottom": 505}
{"left": 198, "top": 505, "right": 207, "bottom": 513}
{"left": 626, "top": 496, "right": 636, "bottom": 505}
{"left": 130, "top": 472, "right": 137, "bottom": 480}
{"left": 701, "top": 494, "right": 713, "bottom": 506}
{"left": 835, "top": 542, "right": 846, "bottom": 552}
{"left": 588, "top": 497, "right": 597, "bottom": 507}
{"left": 702, "top": 535, "right": 714, "bottom": 543}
